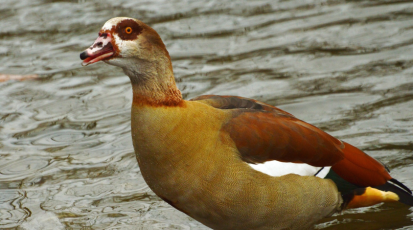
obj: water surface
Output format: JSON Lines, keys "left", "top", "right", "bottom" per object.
{"left": 1, "top": 0, "right": 413, "bottom": 229}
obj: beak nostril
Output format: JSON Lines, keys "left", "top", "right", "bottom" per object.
{"left": 97, "top": 42, "right": 103, "bottom": 47}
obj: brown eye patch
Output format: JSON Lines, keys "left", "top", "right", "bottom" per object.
{"left": 116, "top": 19, "right": 143, "bottom": 41}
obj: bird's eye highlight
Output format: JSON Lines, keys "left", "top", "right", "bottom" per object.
{"left": 125, "top": 27, "right": 132, "bottom": 34}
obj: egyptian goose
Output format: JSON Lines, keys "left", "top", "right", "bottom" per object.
{"left": 80, "top": 17, "right": 413, "bottom": 230}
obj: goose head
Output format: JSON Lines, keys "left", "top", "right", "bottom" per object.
{"left": 80, "top": 17, "right": 172, "bottom": 73}
{"left": 80, "top": 17, "right": 181, "bottom": 106}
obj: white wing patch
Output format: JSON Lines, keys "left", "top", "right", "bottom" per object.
{"left": 314, "top": 166, "right": 331, "bottom": 178}
{"left": 249, "top": 161, "right": 331, "bottom": 178}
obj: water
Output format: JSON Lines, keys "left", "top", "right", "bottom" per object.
{"left": 1, "top": 0, "right": 413, "bottom": 229}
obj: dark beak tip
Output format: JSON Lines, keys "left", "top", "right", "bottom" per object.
{"left": 80, "top": 51, "right": 89, "bottom": 60}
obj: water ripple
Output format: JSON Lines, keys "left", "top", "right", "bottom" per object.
{"left": 1, "top": 0, "right": 413, "bottom": 229}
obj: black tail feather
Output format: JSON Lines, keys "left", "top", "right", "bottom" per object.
{"left": 375, "top": 180, "right": 413, "bottom": 206}
{"left": 389, "top": 178, "right": 412, "bottom": 195}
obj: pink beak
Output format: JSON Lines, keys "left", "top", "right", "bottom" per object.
{"left": 80, "top": 33, "right": 115, "bottom": 66}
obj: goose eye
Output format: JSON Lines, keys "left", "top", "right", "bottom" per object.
{"left": 125, "top": 27, "right": 132, "bottom": 34}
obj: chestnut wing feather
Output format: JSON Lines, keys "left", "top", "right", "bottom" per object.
{"left": 192, "top": 95, "right": 344, "bottom": 165}
{"left": 223, "top": 109, "right": 345, "bottom": 166}
{"left": 192, "top": 95, "right": 391, "bottom": 186}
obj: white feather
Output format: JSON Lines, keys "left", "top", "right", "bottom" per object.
{"left": 315, "top": 166, "right": 331, "bottom": 178}
{"left": 249, "top": 161, "right": 331, "bottom": 178}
